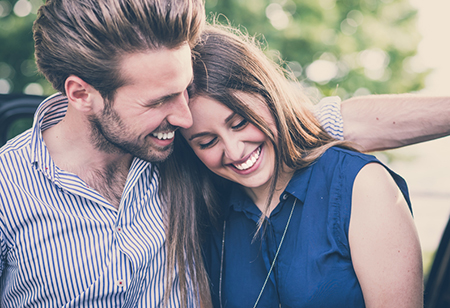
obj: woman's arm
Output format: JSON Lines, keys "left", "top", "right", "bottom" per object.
{"left": 349, "top": 163, "right": 423, "bottom": 307}
{"left": 341, "top": 94, "right": 450, "bottom": 152}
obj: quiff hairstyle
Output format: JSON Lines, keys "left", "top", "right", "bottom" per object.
{"left": 33, "top": 0, "right": 204, "bottom": 101}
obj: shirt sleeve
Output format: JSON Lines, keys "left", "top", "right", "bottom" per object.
{"left": 314, "top": 96, "right": 344, "bottom": 141}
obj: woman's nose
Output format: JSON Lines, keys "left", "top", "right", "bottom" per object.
{"left": 223, "top": 138, "right": 245, "bottom": 162}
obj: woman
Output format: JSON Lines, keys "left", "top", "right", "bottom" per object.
{"left": 159, "top": 25, "right": 423, "bottom": 307}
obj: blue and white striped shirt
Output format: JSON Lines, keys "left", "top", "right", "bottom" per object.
{"left": 314, "top": 96, "right": 344, "bottom": 141}
{"left": 0, "top": 94, "right": 194, "bottom": 307}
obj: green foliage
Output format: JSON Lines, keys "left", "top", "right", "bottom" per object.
{"left": 0, "top": 0, "right": 428, "bottom": 98}
{"left": 0, "top": 0, "right": 53, "bottom": 95}
{"left": 205, "top": 0, "right": 429, "bottom": 100}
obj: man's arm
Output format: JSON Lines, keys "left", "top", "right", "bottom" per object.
{"left": 341, "top": 94, "right": 450, "bottom": 152}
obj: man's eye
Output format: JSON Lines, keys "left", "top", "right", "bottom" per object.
{"left": 199, "top": 137, "right": 217, "bottom": 149}
{"left": 232, "top": 119, "right": 248, "bottom": 130}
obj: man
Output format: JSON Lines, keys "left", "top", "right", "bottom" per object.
{"left": 316, "top": 94, "right": 450, "bottom": 152}
{"left": 0, "top": 0, "right": 205, "bottom": 306}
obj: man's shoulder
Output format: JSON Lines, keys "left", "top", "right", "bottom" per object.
{"left": 0, "top": 128, "right": 33, "bottom": 158}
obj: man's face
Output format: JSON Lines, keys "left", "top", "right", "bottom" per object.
{"left": 89, "top": 44, "right": 193, "bottom": 162}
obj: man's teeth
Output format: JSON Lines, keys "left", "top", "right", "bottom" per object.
{"left": 152, "top": 131, "right": 175, "bottom": 140}
{"left": 234, "top": 147, "right": 261, "bottom": 171}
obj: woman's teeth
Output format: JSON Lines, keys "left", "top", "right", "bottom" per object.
{"left": 152, "top": 131, "right": 175, "bottom": 140}
{"left": 234, "top": 147, "right": 261, "bottom": 171}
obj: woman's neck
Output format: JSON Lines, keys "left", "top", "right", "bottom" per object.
{"left": 243, "top": 166, "right": 295, "bottom": 217}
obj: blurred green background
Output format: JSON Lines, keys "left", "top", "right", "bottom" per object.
{"left": 0, "top": 0, "right": 429, "bottom": 99}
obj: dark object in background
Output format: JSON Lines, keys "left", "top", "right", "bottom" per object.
{"left": 0, "top": 94, "right": 44, "bottom": 146}
{"left": 424, "top": 219, "right": 450, "bottom": 308}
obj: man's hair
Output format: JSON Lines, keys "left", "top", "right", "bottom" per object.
{"left": 33, "top": 0, "right": 204, "bottom": 101}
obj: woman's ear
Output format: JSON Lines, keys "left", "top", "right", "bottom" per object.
{"left": 64, "top": 75, "right": 100, "bottom": 112}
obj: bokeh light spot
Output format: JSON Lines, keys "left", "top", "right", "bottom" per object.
{"left": 0, "top": 79, "right": 11, "bottom": 94}
{"left": 24, "top": 83, "right": 44, "bottom": 95}
{"left": 0, "top": 1, "right": 12, "bottom": 17}
{"left": 13, "top": 0, "right": 32, "bottom": 17}
{"left": 306, "top": 60, "right": 338, "bottom": 84}
{"left": 266, "top": 3, "right": 289, "bottom": 30}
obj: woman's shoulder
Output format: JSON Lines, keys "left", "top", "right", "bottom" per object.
{"left": 322, "top": 146, "right": 375, "bottom": 160}
{"left": 315, "top": 146, "right": 380, "bottom": 173}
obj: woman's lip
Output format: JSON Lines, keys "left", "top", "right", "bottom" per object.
{"left": 229, "top": 145, "right": 263, "bottom": 173}
{"left": 231, "top": 145, "right": 261, "bottom": 165}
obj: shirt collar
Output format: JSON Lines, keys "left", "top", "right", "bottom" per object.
{"left": 30, "top": 93, "right": 68, "bottom": 179}
{"left": 228, "top": 162, "right": 315, "bottom": 214}
{"left": 283, "top": 163, "right": 314, "bottom": 204}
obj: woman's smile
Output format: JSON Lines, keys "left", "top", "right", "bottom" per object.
{"left": 230, "top": 145, "right": 262, "bottom": 172}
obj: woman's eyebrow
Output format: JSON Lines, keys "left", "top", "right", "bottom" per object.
{"left": 188, "top": 112, "right": 238, "bottom": 141}
{"left": 189, "top": 131, "right": 210, "bottom": 141}
{"left": 225, "top": 112, "right": 237, "bottom": 123}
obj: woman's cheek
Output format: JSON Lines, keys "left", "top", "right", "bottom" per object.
{"left": 199, "top": 149, "right": 222, "bottom": 170}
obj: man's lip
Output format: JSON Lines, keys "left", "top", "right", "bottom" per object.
{"left": 151, "top": 131, "right": 176, "bottom": 140}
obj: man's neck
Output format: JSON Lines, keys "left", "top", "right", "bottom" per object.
{"left": 42, "top": 114, "right": 133, "bottom": 209}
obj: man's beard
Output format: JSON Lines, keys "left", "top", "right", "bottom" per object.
{"left": 87, "top": 103, "right": 174, "bottom": 163}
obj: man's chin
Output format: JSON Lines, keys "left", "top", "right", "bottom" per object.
{"left": 136, "top": 144, "right": 174, "bottom": 163}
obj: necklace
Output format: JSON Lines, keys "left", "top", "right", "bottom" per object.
{"left": 218, "top": 198, "right": 297, "bottom": 308}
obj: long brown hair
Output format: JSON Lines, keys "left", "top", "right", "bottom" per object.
{"left": 159, "top": 23, "right": 357, "bottom": 307}
{"left": 190, "top": 24, "right": 356, "bottom": 222}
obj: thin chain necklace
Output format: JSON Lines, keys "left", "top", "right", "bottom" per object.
{"left": 218, "top": 198, "right": 297, "bottom": 308}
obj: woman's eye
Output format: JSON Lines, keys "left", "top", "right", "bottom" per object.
{"left": 231, "top": 119, "right": 248, "bottom": 130}
{"left": 199, "top": 137, "right": 217, "bottom": 149}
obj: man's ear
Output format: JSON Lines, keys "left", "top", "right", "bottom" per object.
{"left": 65, "top": 75, "right": 100, "bottom": 112}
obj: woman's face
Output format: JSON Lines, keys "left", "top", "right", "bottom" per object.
{"left": 180, "top": 93, "right": 276, "bottom": 191}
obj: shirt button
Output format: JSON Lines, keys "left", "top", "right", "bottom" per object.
{"left": 116, "top": 227, "right": 123, "bottom": 233}
{"left": 282, "top": 193, "right": 288, "bottom": 200}
{"left": 116, "top": 279, "right": 125, "bottom": 287}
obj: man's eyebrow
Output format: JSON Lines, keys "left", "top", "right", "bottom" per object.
{"left": 147, "top": 92, "right": 180, "bottom": 106}
{"left": 188, "top": 112, "right": 238, "bottom": 141}
{"left": 148, "top": 76, "right": 194, "bottom": 106}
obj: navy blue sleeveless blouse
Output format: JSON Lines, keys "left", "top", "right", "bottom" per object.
{"left": 202, "top": 147, "right": 411, "bottom": 308}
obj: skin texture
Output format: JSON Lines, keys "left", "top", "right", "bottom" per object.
{"left": 350, "top": 163, "right": 423, "bottom": 307}
{"left": 341, "top": 94, "right": 450, "bottom": 152}
{"left": 183, "top": 93, "right": 423, "bottom": 307}
{"left": 42, "top": 44, "right": 194, "bottom": 208}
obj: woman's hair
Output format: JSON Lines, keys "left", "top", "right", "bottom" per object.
{"left": 159, "top": 23, "right": 357, "bottom": 307}
{"left": 190, "top": 24, "right": 356, "bottom": 217}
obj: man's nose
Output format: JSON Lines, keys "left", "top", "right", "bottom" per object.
{"left": 167, "top": 90, "right": 193, "bottom": 129}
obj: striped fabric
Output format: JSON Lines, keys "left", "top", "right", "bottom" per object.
{"left": 0, "top": 93, "right": 194, "bottom": 307}
{"left": 314, "top": 96, "right": 344, "bottom": 140}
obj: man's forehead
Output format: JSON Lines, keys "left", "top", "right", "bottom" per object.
{"left": 114, "top": 45, "right": 193, "bottom": 99}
